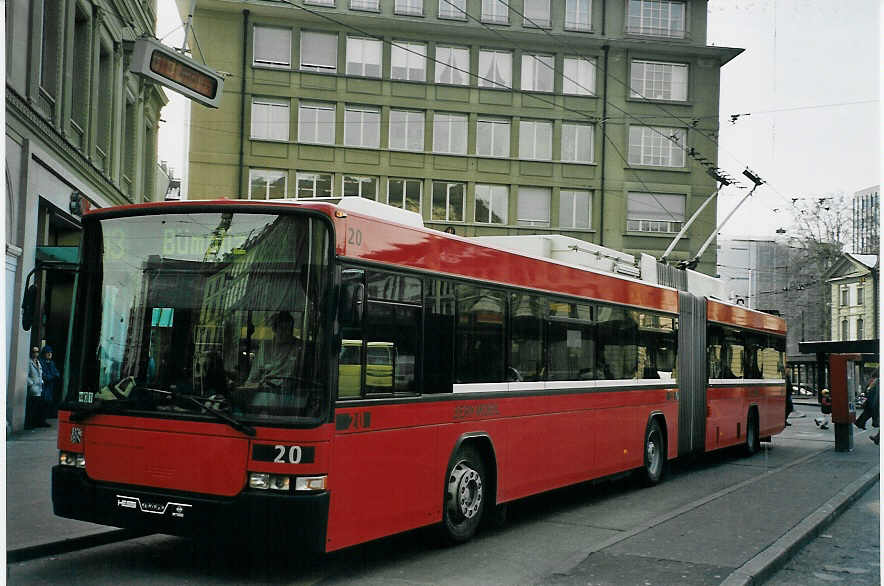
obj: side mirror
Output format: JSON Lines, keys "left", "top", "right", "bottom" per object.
{"left": 340, "top": 282, "right": 364, "bottom": 326}
{"left": 21, "top": 284, "right": 36, "bottom": 331}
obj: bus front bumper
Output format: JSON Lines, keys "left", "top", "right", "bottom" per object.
{"left": 52, "top": 466, "right": 329, "bottom": 551}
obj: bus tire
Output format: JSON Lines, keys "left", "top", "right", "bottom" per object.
{"left": 641, "top": 419, "right": 666, "bottom": 486}
{"left": 744, "top": 410, "right": 760, "bottom": 456}
{"left": 441, "top": 444, "right": 486, "bottom": 544}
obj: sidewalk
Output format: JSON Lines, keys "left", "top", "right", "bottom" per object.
{"left": 6, "top": 408, "right": 880, "bottom": 584}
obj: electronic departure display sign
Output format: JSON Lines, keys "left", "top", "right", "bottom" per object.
{"left": 129, "top": 38, "right": 223, "bottom": 108}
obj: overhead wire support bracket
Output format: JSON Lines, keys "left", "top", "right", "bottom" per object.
{"left": 680, "top": 168, "right": 765, "bottom": 270}
{"left": 659, "top": 168, "right": 733, "bottom": 263}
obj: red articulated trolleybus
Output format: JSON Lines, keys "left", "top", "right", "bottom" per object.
{"left": 53, "top": 197, "right": 787, "bottom": 552}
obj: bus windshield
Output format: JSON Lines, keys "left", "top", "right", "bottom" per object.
{"left": 77, "top": 211, "right": 331, "bottom": 423}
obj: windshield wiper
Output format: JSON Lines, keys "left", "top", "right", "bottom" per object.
{"left": 139, "top": 387, "right": 256, "bottom": 437}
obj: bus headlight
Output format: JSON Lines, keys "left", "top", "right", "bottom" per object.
{"left": 295, "top": 476, "right": 327, "bottom": 491}
{"left": 249, "top": 472, "right": 291, "bottom": 491}
{"left": 59, "top": 451, "right": 86, "bottom": 468}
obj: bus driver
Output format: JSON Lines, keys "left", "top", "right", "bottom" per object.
{"left": 245, "top": 311, "right": 300, "bottom": 389}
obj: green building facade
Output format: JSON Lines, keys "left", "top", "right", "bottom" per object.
{"left": 181, "top": 0, "right": 740, "bottom": 274}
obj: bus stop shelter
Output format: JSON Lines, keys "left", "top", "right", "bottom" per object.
{"left": 797, "top": 339, "right": 879, "bottom": 400}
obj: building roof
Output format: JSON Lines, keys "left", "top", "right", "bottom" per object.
{"left": 848, "top": 253, "right": 879, "bottom": 269}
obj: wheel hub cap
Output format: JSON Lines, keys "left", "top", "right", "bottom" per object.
{"left": 448, "top": 462, "right": 483, "bottom": 520}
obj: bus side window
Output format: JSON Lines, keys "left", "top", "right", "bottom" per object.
{"left": 424, "top": 279, "right": 455, "bottom": 393}
{"left": 455, "top": 285, "right": 505, "bottom": 383}
{"left": 339, "top": 268, "right": 365, "bottom": 399}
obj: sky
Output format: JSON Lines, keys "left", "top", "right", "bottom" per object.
{"left": 155, "top": 0, "right": 881, "bottom": 239}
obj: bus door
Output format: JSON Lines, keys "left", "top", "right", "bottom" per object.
{"left": 677, "top": 291, "right": 707, "bottom": 457}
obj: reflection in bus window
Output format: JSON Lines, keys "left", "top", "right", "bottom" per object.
{"left": 596, "top": 305, "right": 637, "bottom": 380}
{"left": 510, "top": 293, "right": 544, "bottom": 381}
{"left": 456, "top": 285, "right": 505, "bottom": 383}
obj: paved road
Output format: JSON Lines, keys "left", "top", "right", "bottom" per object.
{"left": 763, "top": 480, "right": 880, "bottom": 585}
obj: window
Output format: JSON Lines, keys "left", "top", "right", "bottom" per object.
{"left": 631, "top": 60, "right": 688, "bottom": 101}
{"left": 388, "top": 178, "right": 422, "bottom": 213}
{"left": 432, "top": 181, "right": 465, "bottom": 221}
{"left": 300, "top": 31, "right": 337, "bottom": 73}
{"left": 627, "top": 0, "right": 686, "bottom": 38}
{"left": 841, "top": 319, "right": 849, "bottom": 341}
{"left": 519, "top": 120, "right": 552, "bottom": 160}
{"left": 39, "top": 0, "right": 62, "bottom": 104}
{"left": 479, "top": 50, "right": 512, "bottom": 88}
{"left": 627, "top": 192, "right": 685, "bottom": 233}
{"left": 298, "top": 102, "right": 335, "bottom": 144}
{"left": 517, "top": 187, "right": 551, "bottom": 227}
{"left": 840, "top": 287, "right": 849, "bottom": 306}
{"left": 249, "top": 169, "right": 287, "bottom": 200}
{"left": 296, "top": 172, "right": 332, "bottom": 198}
{"left": 350, "top": 0, "right": 379, "bottom": 10}
{"left": 482, "top": 0, "right": 508, "bottom": 23}
{"left": 476, "top": 118, "right": 511, "bottom": 157}
{"left": 521, "top": 54, "right": 554, "bottom": 92}
{"left": 251, "top": 99, "right": 290, "bottom": 141}
{"left": 389, "top": 110, "right": 425, "bottom": 151}
{"left": 523, "top": 0, "right": 551, "bottom": 27}
{"left": 71, "top": 6, "right": 90, "bottom": 144}
{"left": 96, "top": 42, "right": 114, "bottom": 171}
{"left": 857, "top": 318, "right": 864, "bottom": 340}
{"left": 475, "top": 184, "right": 508, "bottom": 224}
{"left": 346, "top": 37, "right": 382, "bottom": 77}
{"left": 560, "top": 190, "right": 591, "bottom": 229}
{"left": 628, "top": 126, "right": 686, "bottom": 167}
{"left": 395, "top": 0, "right": 423, "bottom": 15}
{"left": 254, "top": 26, "right": 291, "bottom": 68}
{"left": 455, "top": 286, "right": 506, "bottom": 382}
{"left": 433, "top": 113, "right": 468, "bottom": 154}
{"left": 563, "top": 57, "right": 596, "bottom": 95}
{"left": 344, "top": 106, "right": 380, "bottom": 148}
{"left": 425, "top": 279, "right": 456, "bottom": 393}
{"left": 439, "top": 0, "right": 466, "bottom": 19}
{"left": 511, "top": 294, "right": 545, "bottom": 381}
{"left": 547, "top": 301, "right": 595, "bottom": 381}
{"left": 306, "top": 0, "right": 335, "bottom": 5}
{"left": 565, "top": 0, "right": 592, "bottom": 31}
{"left": 435, "top": 46, "right": 470, "bottom": 85}
{"left": 363, "top": 272, "right": 422, "bottom": 393}
{"left": 391, "top": 42, "right": 426, "bottom": 81}
{"left": 857, "top": 286, "right": 864, "bottom": 305}
{"left": 343, "top": 175, "right": 378, "bottom": 199}
{"left": 561, "top": 123, "right": 593, "bottom": 163}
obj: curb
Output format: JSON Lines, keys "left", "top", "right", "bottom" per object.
{"left": 720, "top": 466, "right": 880, "bottom": 586}
{"left": 7, "top": 529, "right": 149, "bottom": 563}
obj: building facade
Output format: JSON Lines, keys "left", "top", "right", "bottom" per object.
{"left": 180, "top": 0, "right": 740, "bottom": 275}
{"left": 827, "top": 253, "right": 879, "bottom": 342}
{"left": 852, "top": 184, "right": 879, "bottom": 255}
{"left": 6, "top": 0, "right": 168, "bottom": 433}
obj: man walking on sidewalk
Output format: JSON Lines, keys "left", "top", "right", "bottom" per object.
{"left": 855, "top": 376, "right": 878, "bottom": 444}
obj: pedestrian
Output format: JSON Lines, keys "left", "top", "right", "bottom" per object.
{"left": 855, "top": 375, "right": 879, "bottom": 444}
{"left": 26, "top": 346, "right": 49, "bottom": 428}
{"left": 784, "top": 373, "right": 794, "bottom": 426}
{"left": 39, "top": 345, "right": 61, "bottom": 419}
{"left": 814, "top": 389, "right": 831, "bottom": 430}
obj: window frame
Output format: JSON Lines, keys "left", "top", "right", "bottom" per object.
{"left": 523, "top": 0, "right": 551, "bottom": 27}
{"left": 248, "top": 168, "right": 288, "bottom": 200}
{"left": 565, "top": 0, "right": 592, "bottom": 31}
{"left": 478, "top": 49, "right": 513, "bottom": 89}
{"left": 297, "top": 102, "right": 336, "bottom": 145}
{"left": 296, "top": 172, "right": 333, "bottom": 199}
{"left": 391, "top": 41, "right": 427, "bottom": 82}
{"left": 517, "top": 186, "right": 551, "bottom": 227}
{"left": 476, "top": 118, "right": 511, "bottom": 158}
{"left": 560, "top": 122, "right": 594, "bottom": 163}
{"left": 395, "top": 0, "right": 424, "bottom": 15}
{"left": 521, "top": 53, "right": 554, "bottom": 93}
{"left": 346, "top": 36, "right": 383, "bottom": 78}
{"left": 435, "top": 46, "right": 470, "bottom": 86}
{"left": 519, "top": 119, "right": 553, "bottom": 161}
{"left": 389, "top": 109, "right": 426, "bottom": 152}
{"left": 431, "top": 181, "right": 466, "bottom": 222}
{"left": 344, "top": 105, "right": 381, "bottom": 148}
{"left": 628, "top": 125, "right": 687, "bottom": 167}
{"left": 626, "top": 191, "right": 686, "bottom": 233}
{"left": 560, "top": 190, "right": 592, "bottom": 229}
{"left": 342, "top": 175, "right": 379, "bottom": 199}
{"left": 250, "top": 98, "right": 290, "bottom": 142}
{"left": 439, "top": 0, "right": 467, "bottom": 20}
{"left": 254, "top": 25, "right": 292, "bottom": 69}
{"left": 481, "top": 0, "right": 509, "bottom": 24}
{"left": 388, "top": 178, "right": 423, "bottom": 213}
{"left": 474, "top": 184, "right": 509, "bottom": 224}
{"left": 432, "top": 112, "right": 468, "bottom": 155}
{"left": 350, "top": 0, "right": 380, "bottom": 11}
{"left": 626, "top": 0, "right": 687, "bottom": 39}
{"left": 562, "top": 57, "right": 597, "bottom": 96}
{"left": 630, "top": 59, "right": 689, "bottom": 102}
{"left": 299, "top": 30, "right": 337, "bottom": 73}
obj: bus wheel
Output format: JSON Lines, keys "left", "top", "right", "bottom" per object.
{"left": 641, "top": 419, "right": 666, "bottom": 486}
{"left": 744, "top": 410, "right": 759, "bottom": 456}
{"left": 441, "top": 444, "right": 486, "bottom": 544}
